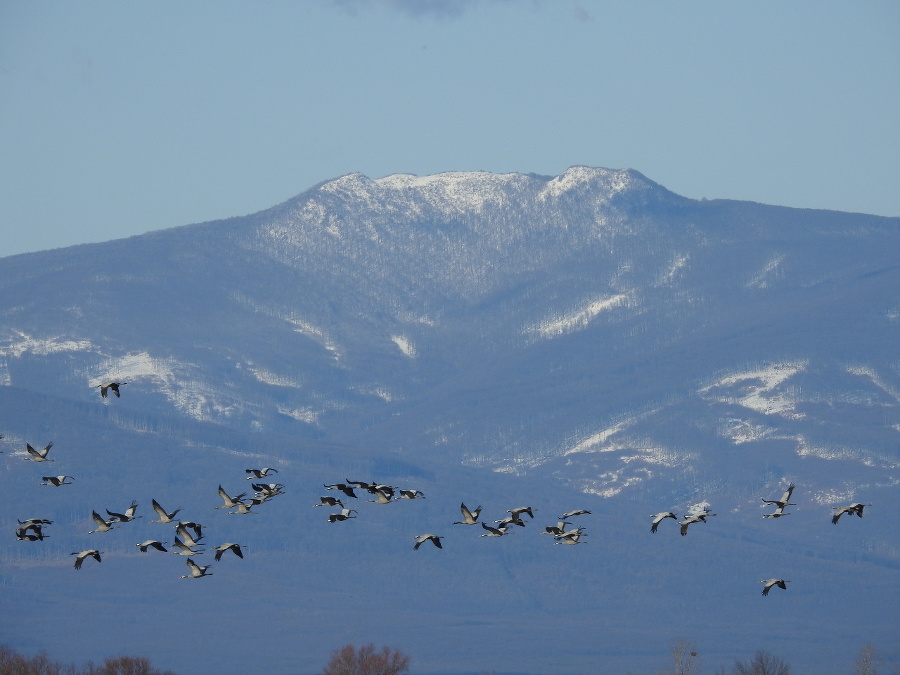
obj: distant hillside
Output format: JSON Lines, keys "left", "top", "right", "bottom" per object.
{"left": 1, "top": 167, "right": 898, "bottom": 675}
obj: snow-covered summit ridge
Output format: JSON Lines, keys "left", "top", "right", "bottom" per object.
{"left": 315, "top": 166, "right": 663, "bottom": 213}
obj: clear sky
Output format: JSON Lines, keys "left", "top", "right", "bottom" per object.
{"left": 2, "top": 0, "right": 899, "bottom": 257}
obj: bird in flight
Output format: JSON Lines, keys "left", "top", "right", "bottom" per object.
{"left": 414, "top": 534, "right": 443, "bottom": 550}
{"left": 649, "top": 512, "right": 678, "bottom": 533}
{"left": 95, "top": 382, "right": 127, "bottom": 398}
{"left": 71, "top": 549, "right": 102, "bottom": 570}
{"left": 760, "top": 578, "right": 790, "bottom": 596}
{"left": 24, "top": 442, "right": 54, "bottom": 462}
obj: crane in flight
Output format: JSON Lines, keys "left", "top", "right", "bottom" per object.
{"left": 760, "top": 578, "right": 790, "bottom": 596}
{"left": 95, "top": 382, "right": 127, "bottom": 398}
{"left": 181, "top": 559, "right": 212, "bottom": 579}
{"left": 649, "top": 512, "right": 678, "bottom": 533}
{"left": 213, "top": 543, "right": 246, "bottom": 561}
{"left": 453, "top": 503, "right": 482, "bottom": 525}
{"left": 39, "top": 475, "right": 73, "bottom": 487}
{"left": 107, "top": 500, "right": 140, "bottom": 523}
{"left": 832, "top": 503, "right": 869, "bottom": 524}
{"left": 88, "top": 511, "right": 118, "bottom": 534}
{"left": 24, "top": 442, "right": 53, "bottom": 462}
{"left": 245, "top": 467, "right": 278, "bottom": 479}
{"left": 150, "top": 499, "right": 182, "bottom": 523}
{"left": 71, "top": 549, "right": 102, "bottom": 570}
{"left": 414, "top": 534, "right": 443, "bottom": 550}
{"left": 136, "top": 540, "right": 168, "bottom": 553}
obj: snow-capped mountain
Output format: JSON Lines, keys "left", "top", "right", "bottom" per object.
{"left": 1, "top": 167, "right": 898, "bottom": 674}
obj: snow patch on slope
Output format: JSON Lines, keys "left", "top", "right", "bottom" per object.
{"left": 93, "top": 351, "right": 241, "bottom": 423}
{"left": 391, "top": 335, "right": 416, "bottom": 358}
{"left": 846, "top": 365, "right": 900, "bottom": 404}
{"left": 746, "top": 254, "right": 786, "bottom": 289}
{"left": 527, "top": 293, "right": 631, "bottom": 340}
{"left": 700, "top": 361, "right": 807, "bottom": 417}
{"left": 0, "top": 331, "right": 94, "bottom": 358}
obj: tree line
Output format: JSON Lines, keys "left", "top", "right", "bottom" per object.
{"left": 1, "top": 641, "right": 890, "bottom": 675}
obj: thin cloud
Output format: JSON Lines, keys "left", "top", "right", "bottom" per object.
{"left": 331, "top": 0, "right": 521, "bottom": 20}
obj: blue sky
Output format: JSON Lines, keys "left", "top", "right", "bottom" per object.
{"left": 2, "top": 0, "right": 899, "bottom": 257}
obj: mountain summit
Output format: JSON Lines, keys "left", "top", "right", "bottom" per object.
{"left": 1, "top": 167, "right": 898, "bottom": 674}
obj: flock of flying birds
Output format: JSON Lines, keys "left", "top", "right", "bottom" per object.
{"left": 5, "top": 382, "right": 873, "bottom": 594}
{"left": 647, "top": 482, "right": 871, "bottom": 596}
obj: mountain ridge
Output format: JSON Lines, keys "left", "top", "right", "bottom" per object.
{"left": 1, "top": 167, "right": 898, "bottom": 674}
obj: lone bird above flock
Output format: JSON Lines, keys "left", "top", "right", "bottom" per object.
{"left": 24, "top": 442, "right": 53, "bottom": 462}
{"left": 71, "top": 549, "right": 102, "bottom": 570}
{"left": 414, "top": 534, "right": 443, "bottom": 550}
{"left": 40, "top": 475, "right": 73, "bottom": 487}
{"left": 181, "top": 559, "right": 212, "bottom": 579}
{"left": 760, "top": 578, "right": 789, "bottom": 596}
{"left": 453, "top": 503, "right": 483, "bottom": 525}
{"left": 649, "top": 512, "right": 678, "bottom": 533}
{"left": 832, "top": 503, "right": 869, "bottom": 524}
{"left": 245, "top": 467, "right": 278, "bottom": 479}
{"left": 560, "top": 509, "right": 591, "bottom": 519}
{"left": 95, "top": 381, "right": 126, "bottom": 398}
